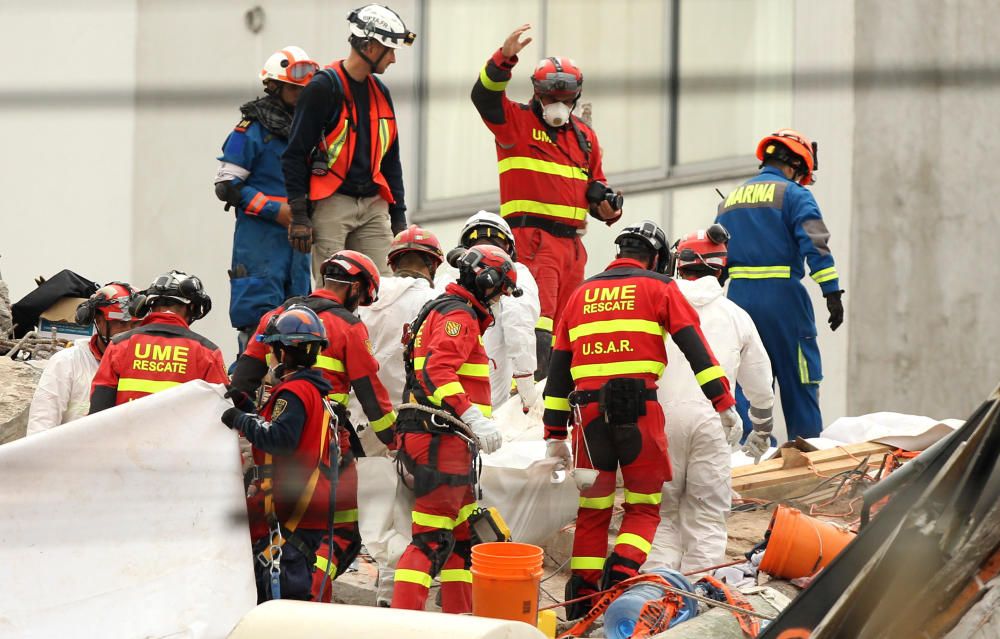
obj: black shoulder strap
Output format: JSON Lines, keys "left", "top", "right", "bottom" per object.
{"left": 569, "top": 115, "right": 592, "bottom": 165}
{"left": 316, "top": 67, "right": 347, "bottom": 132}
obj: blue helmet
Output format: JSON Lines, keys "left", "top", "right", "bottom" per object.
{"left": 262, "top": 305, "right": 328, "bottom": 348}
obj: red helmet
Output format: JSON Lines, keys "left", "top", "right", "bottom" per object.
{"left": 456, "top": 245, "right": 521, "bottom": 303}
{"left": 673, "top": 224, "right": 730, "bottom": 277}
{"left": 321, "top": 250, "right": 381, "bottom": 305}
{"left": 387, "top": 225, "right": 444, "bottom": 267}
{"left": 756, "top": 129, "right": 817, "bottom": 186}
{"left": 531, "top": 57, "right": 583, "bottom": 101}
{"left": 75, "top": 281, "right": 137, "bottom": 325}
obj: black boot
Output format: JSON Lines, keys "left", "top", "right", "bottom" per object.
{"left": 565, "top": 574, "right": 600, "bottom": 620}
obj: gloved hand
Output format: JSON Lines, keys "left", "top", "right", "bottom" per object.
{"left": 825, "top": 290, "right": 844, "bottom": 331}
{"left": 719, "top": 406, "right": 744, "bottom": 449}
{"left": 514, "top": 374, "right": 539, "bottom": 413}
{"left": 461, "top": 406, "right": 503, "bottom": 455}
{"left": 545, "top": 439, "right": 571, "bottom": 465}
{"left": 742, "top": 431, "right": 771, "bottom": 464}
{"left": 224, "top": 386, "right": 256, "bottom": 412}
{"left": 221, "top": 407, "right": 245, "bottom": 431}
{"left": 288, "top": 196, "right": 313, "bottom": 253}
{"left": 534, "top": 328, "right": 553, "bottom": 382}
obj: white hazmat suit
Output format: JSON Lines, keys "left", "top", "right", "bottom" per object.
{"left": 26, "top": 338, "right": 100, "bottom": 436}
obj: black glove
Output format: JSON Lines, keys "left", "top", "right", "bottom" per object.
{"left": 389, "top": 205, "right": 408, "bottom": 236}
{"left": 825, "top": 290, "right": 844, "bottom": 331}
{"left": 221, "top": 407, "right": 245, "bottom": 430}
{"left": 224, "top": 386, "right": 256, "bottom": 412}
{"left": 288, "top": 196, "right": 313, "bottom": 253}
{"left": 534, "top": 328, "right": 553, "bottom": 382}
{"left": 214, "top": 181, "right": 242, "bottom": 212}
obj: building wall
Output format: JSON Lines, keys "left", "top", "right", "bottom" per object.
{"left": 850, "top": 0, "right": 1000, "bottom": 419}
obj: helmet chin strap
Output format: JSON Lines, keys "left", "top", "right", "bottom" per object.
{"left": 353, "top": 38, "right": 388, "bottom": 73}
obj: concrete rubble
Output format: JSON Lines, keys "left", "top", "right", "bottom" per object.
{"left": 0, "top": 357, "right": 42, "bottom": 445}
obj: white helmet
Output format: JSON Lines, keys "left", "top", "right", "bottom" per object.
{"left": 259, "top": 46, "right": 319, "bottom": 86}
{"left": 347, "top": 4, "right": 415, "bottom": 49}
{"left": 460, "top": 210, "right": 517, "bottom": 261}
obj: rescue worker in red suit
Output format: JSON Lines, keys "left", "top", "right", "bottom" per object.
{"left": 221, "top": 305, "right": 336, "bottom": 602}
{"left": 392, "top": 245, "right": 520, "bottom": 613}
{"left": 472, "top": 24, "right": 623, "bottom": 380}
{"left": 229, "top": 249, "right": 396, "bottom": 600}
{"left": 542, "top": 221, "right": 741, "bottom": 620}
{"left": 90, "top": 270, "right": 228, "bottom": 412}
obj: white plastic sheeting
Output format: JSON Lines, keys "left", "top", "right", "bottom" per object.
{"left": 0, "top": 381, "right": 257, "bottom": 639}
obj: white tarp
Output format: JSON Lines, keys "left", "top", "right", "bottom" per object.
{"left": 0, "top": 381, "right": 256, "bottom": 639}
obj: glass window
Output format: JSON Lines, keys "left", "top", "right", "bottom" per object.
{"left": 675, "top": 0, "right": 793, "bottom": 164}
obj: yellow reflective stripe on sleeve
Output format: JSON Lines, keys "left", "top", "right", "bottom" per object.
{"left": 624, "top": 490, "right": 662, "bottom": 505}
{"left": 695, "top": 365, "right": 726, "bottom": 386}
{"left": 432, "top": 381, "right": 466, "bottom": 403}
{"left": 314, "top": 355, "right": 346, "bottom": 372}
{"left": 334, "top": 508, "right": 359, "bottom": 523}
{"left": 811, "top": 267, "right": 838, "bottom": 284}
{"left": 440, "top": 569, "right": 473, "bottom": 583}
{"left": 328, "top": 392, "right": 349, "bottom": 405}
{"left": 457, "top": 363, "right": 490, "bottom": 377}
{"left": 500, "top": 199, "right": 588, "bottom": 222}
{"left": 728, "top": 266, "right": 791, "bottom": 279}
{"left": 498, "top": 157, "right": 589, "bottom": 181}
{"left": 570, "top": 556, "right": 606, "bottom": 571}
{"left": 378, "top": 118, "right": 391, "bottom": 158}
{"left": 570, "top": 360, "right": 665, "bottom": 380}
{"left": 536, "top": 316, "right": 554, "bottom": 332}
{"left": 395, "top": 568, "right": 433, "bottom": 588}
{"left": 544, "top": 396, "right": 571, "bottom": 412}
{"left": 456, "top": 502, "right": 479, "bottom": 525}
{"left": 479, "top": 66, "right": 508, "bottom": 91}
{"left": 473, "top": 403, "right": 493, "bottom": 418}
{"left": 116, "top": 378, "right": 181, "bottom": 394}
{"left": 579, "top": 493, "right": 615, "bottom": 509}
{"left": 412, "top": 510, "right": 456, "bottom": 530}
{"left": 615, "top": 532, "right": 653, "bottom": 554}
{"left": 568, "top": 319, "right": 665, "bottom": 342}
{"left": 369, "top": 411, "right": 396, "bottom": 433}
{"left": 413, "top": 356, "right": 426, "bottom": 370}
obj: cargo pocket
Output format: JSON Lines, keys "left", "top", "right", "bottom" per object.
{"left": 229, "top": 273, "right": 272, "bottom": 329}
{"left": 797, "top": 335, "right": 823, "bottom": 384}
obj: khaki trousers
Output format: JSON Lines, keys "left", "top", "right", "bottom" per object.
{"left": 311, "top": 193, "right": 393, "bottom": 283}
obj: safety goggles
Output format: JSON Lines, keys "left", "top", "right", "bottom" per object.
{"left": 534, "top": 72, "right": 581, "bottom": 96}
{"left": 286, "top": 60, "right": 320, "bottom": 83}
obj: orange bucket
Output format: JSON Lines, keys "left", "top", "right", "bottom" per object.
{"left": 759, "top": 505, "right": 856, "bottom": 579}
{"left": 471, "top": 542, "right": 544, "bottom": 624}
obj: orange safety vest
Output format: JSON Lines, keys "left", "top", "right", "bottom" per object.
{"left": 309, "top": 61, "right": 397, "bottom": 203}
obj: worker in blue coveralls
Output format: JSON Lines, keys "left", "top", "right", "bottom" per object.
{"left": 214, "top": 46, "right": 320, "bottom": 353}
{"left": 715, "top": 129, "right": 844, "bottom": 441}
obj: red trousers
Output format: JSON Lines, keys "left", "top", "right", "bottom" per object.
{"left": 307, "top": 460, "right": 361, "bottom": 602}
{"left": 391, "top": 432, "right": 476, "bottom": 613}
{"left": 512, "top": 228, "right": 586, "bottom": 332}
{"left": 570, "top": 400, "right": 670, "bottom": 595}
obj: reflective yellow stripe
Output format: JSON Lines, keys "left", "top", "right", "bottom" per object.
{"left": 328, "top": 392, "right": 349, "bottom": 405}
{"left": 798, "top": 344, "right": 814, "bottom": 384}
{"left": 498, "top": 156, "right": 588, "bottom": 181}
{"left": 570, "top": 360, "right": 665, "bottom": 380}
{"left": 314, "top": 553, "right": 334, "bottom": 573}
{"left": 116, "top": 378, "right": 181, "bottom": 394}
{"left": 500, "top": 199, "right": 588, "bottom": 222}
{"left": 395, "top": 568, "right": 433, "bottom": 588}
{"left": 569, "top": 319, "right": 664, "bottom": 342}
{"left": 369, "top": 411, "right": 396, "bottom": 433}
{"left": 334, "top": 508, "right": 359, "bottom": 523}
{"left": 440, "top": 569, "right": 473, "bottom": 583}
{"left": 536, "top": 316, "right": 554, "bottom": 332}
{"left": 811, "top": 267, "right": 838, "bottom": 284}
{"left": 325, "top": 126, "right": 348, "bottom": 168}
{"left": 457, "top": 363, "right": 490, "bottom": 377}
{"left": 695, "top": 365, "right": 726, "bottom": 386}
{"left": 544, "top": 396, "right": 571, "bottom": 412}
{"left": 728, "top": 266, "right": 791, "bottom": 279}
{"left": 473, "top": 403, "right": 493, "bottom": 418}
{"left": 456, "top": 502, "right": 479, "bottom": 525}
{"left": 479, "top": 65, "right": 508, "bottom": 92}
{"left": 315, "top": 355, "right": 345, "bottom": 372}
{"left": 378, "top": 118, "right": 391, "bottom": 158}
{"left": 624, "top": 490, "right": 662, "bottom": 505}
{"left": 579, "top": 493, "right": 615, "bottom": 509}
{"left": 413, "top": 510, "right": 456, "bottom": 530}
{"left": 432, "top": 381, "right": 466, "bottom": 403}
{"left": 615, "top": 532, "right": 652, "bottom": 554}
{"left": 571, "top": 556, "right": 606, "bottom": 571}
{"left": 414, "top": 356, "right": 426, "bottom": 370}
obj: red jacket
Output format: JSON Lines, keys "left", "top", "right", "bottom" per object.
{"left": 542, "top": 258, "right": 735, "bottom": 439}
{"left": 242, "top": 289, "right": 396, "bottom": 447}
{"left": 90, "top": 312, "right": 228, "bottom": 413}
{"left": 472, "top": 49, "right": 610, "bottom": 231}
{"left": 405, "top": 284, "right": 494, "bottom": 417}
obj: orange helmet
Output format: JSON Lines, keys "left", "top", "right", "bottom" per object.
{"left": 321, "top": 250, "right": 381, "bottom": 305}
{"left": 455, "top": 245, "right": 521, "bottom": 303}
{"left": 75, "top": 282, "right": 137, "bottom": 325}
{"left": 673, "top": 224, "right": 730, "bottom": 277}
{"left": 756, "top": 129, "right": 818, "bottom": 186}
{"left": 387, "top": 225, "right": 444, "bottom": 267}
{"left": 531, "top": 57, "right": 583, "bottom": 101}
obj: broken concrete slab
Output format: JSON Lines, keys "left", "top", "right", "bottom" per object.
{"left": 0, "top": 357, "right": 41, "bottom": 444}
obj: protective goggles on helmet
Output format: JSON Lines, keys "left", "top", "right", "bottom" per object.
{"left": 284, "top": 59, "right": 320, "bottom": 83}
{"left": 533, "top": 71, "right": 580, "bottom": 96}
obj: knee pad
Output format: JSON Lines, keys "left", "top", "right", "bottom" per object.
{"left": 601, "top": 552, "right": 643, "bottom": 590}
{"left": 565, "top": 574, "right": 600, "bottom": 620}
{"left": 412, "top": 529, "right": 457, "bottom": 577}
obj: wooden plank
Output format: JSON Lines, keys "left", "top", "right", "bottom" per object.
{"left": 732, "top": 442, "right": 892, "bottom": 479}
{"left": 732, "top": 454, "right": 888, "bottom": 493}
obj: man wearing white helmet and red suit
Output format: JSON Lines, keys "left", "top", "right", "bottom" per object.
{"left": 283, "top": 4, "right": 416, "bottom": 279}
{"left": 215, "top": 46, "right": 319, "bottom": 352}
{"left": 645, "top": 225, "right": 775, "bottom": 574}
